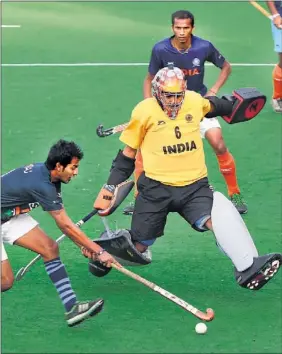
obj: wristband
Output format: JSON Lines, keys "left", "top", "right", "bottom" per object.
{"left": 96, "top": 249, "right": 105, "bottom": 256}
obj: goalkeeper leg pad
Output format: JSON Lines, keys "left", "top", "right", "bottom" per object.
{"left": 211, "top": 191, "right": 258, "bottom": 272}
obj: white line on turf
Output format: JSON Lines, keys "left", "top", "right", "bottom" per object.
{"left": 1, "top": 25, "right": 21, "bottom": 28}
{"left": 1, "top": 63, "right": 276, "bottom": 67}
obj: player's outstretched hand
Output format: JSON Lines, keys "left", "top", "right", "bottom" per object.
{"left": 273, "top": 14, "right": 282, "bottom": 29}
{"left": 81, "top": 247, "right": 120, "bottom": 268}
{"left": 97, "top": 251, "right": 121, "bottom": 268}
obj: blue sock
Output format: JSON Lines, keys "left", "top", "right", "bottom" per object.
{"left": 44, "top": 257, "right": 77, "bottom": 312}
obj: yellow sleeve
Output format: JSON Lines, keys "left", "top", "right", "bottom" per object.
{"left": 202, "top": 98, "right": 212, "bottom": 116}
{"left": 119, "top": 103, "right": 147, "bottom": 149}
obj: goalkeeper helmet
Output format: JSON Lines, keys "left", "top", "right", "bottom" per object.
{"left": 152, "top": 65, "right": 186, "bottom": 119}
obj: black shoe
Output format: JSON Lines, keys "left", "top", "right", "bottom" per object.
{"left": 123, "top": 202, "right": 134, "bottom": 216}
{"left": 230, "top": 193, "right": 248, "bottom": 214}
{"left": 65, "top": 299, "right": 104, "bottom": 327}
{"left": 235, "top": 253, "right": 282, "bottom": 290}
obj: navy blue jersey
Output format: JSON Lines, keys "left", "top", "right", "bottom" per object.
{"left": 275, "top": 1, "right": 282, "bottom": 15}
{"left": 148, "top": 35, "right": 226, "bottom": 96}
{"left": 1, "top": 163, "right": 63, "bottom": 222}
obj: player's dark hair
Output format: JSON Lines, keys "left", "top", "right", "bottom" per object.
{"left": 45, "top": 139, "right": 84, "bottom": 170}
{"left": 171, "top": 10, "right": 194, "bottom": 26}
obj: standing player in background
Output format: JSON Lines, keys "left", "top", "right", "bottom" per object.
{"left": 1, "top": 139, "right": 118, "bottom": 327}
{"left": 266, "top": 1, "right": 282, "bottom": 112}
{"left": 123, "top": 10, "right": 247, "bottom": 216}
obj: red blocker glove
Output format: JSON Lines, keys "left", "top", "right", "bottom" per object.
{"left": 94, "top": 180, "right": 134, "bottom": 217}
{"left": 221, "top": 88, "right": 266, "bottom": 124}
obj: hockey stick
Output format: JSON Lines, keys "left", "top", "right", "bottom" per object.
{"left": 249, "top": 1, "right": 272, "bottom": 18}
{"left": 111, "top": 263, "right": 215, "bottom": 322}
{"left": 96, "top": 122, "right": 129, "bottom": 138}
{"left": 15, "top": 209, "right": 98, "bottom": 281}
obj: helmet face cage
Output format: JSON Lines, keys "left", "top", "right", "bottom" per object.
{"left": 152, "top": 67, "right": 186, "bottom": 119}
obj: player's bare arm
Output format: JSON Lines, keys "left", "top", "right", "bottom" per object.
{"left": 143, "top": 73, "right": 154, "bottom": 98}
{"left": 207, "top": 60, "right": 232, "bottom": 96}
{"left": 49, "top": 208, "right": 116, "bottom": 265}
{"left": 267, "top": 0, "right": 280, "bottom": 14}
